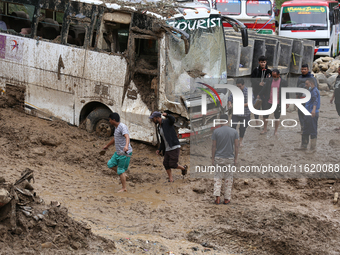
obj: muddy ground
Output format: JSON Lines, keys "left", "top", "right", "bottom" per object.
{"left": 1, "top": 93, "right": 340, "bottom": 254}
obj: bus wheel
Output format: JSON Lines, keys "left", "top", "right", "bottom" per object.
{"left": 85, "top": 108, "right": 114, "bottom": 137}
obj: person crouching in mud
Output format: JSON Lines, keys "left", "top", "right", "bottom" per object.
{"left": 103, "top": 113, "right": 132, "bottom": 192}
{"left": 149, "top": 111, "right": 188, "bottom": 182}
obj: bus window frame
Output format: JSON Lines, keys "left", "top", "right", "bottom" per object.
{"left": 246, "top": 0, "right": 272, "bottom": 17}
{"left": 215, "top": 0, "right": 242, "bottom": 16}
{"left": 0, "top": 0, "right": 39, "bottom": 38}
{"left": 61, "top": 1, "right": 102, "bottom": 48}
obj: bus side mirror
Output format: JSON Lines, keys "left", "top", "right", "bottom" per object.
{"left": 275, "top": 20, "right": 279, "bottom": 27}
{"left": 241, "top": 28, "right": 248, "bottom": 47}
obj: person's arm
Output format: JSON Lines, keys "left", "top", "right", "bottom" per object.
{"left": 330, "top": 90, "right": 335, "bottom": 103}
{"left": 103, "top": 137, "right": 115, "bottom": 150}
{"left": 163, "top": 112, "right": 175, "bottom": 125}
{"left": 311, "top": 90, "right": 318, "bottom": 118}
{"left": 123, "top": 134, "right": 130, "bottom": 152}
{"left": 212, "top": 139, "right": 216, "bottom": 165}
{"left": 234, "top": 139, "right": 239, "bottom": 165}
{"left": 257, "top": 81, "right": 268, "bottom": 99}
{"left": 228, "top": 93, "right": 233, "bottom": 108}
{"left": 311, "top": 105, "right": 317, "bottom": 118}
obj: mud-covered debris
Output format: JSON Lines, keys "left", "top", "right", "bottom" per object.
{"left": 0, "top": 170, "right": 116, "bottom": 254}
{"left": 103, "top": 0, "right": 181, "bottom": 18}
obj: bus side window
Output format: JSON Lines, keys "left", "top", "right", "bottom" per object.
{"left": 97, "top": 12, "right": 130, "bottom": 53}
{"left": 67, "top": 23, "right": 86, "bottom": 46}
{"left": 37, "top": 9, "right": 63, "bottom": 41}
{"left": 135, "top": 38, "right": 158, "bottom": 73}
{"left": 0, "top": 4, "right": 7, "bottom": 31}
{"left": 6, "top": 3, "right": 35, "bottom": 36}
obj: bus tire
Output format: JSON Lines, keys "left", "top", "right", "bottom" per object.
{"left": 85, "top": 108, "right": 114, "bottom": 137}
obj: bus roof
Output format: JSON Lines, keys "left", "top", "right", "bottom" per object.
{"left": 71, "top": 0, "right": 220, "bottom": 19}
{"left": 282, "top": 0, "right": 337, "bottom": 7}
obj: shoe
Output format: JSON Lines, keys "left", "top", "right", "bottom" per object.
{"left": 295, "top": 134, "right": 309, "bottom": 150}
{"left": 182, "top": 165, "right": 188, "bottom": 176}
{"left": 254, "top": 99, "right": 262, "bottom": 110}
{"left": 223, "top": 200, "right": 231, "bottom": 205}
{"left": 309, "top": 138, "right": 317, "bottom": 151}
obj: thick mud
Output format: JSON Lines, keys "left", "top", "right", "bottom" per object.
{"left": 1, "top": 92, "right": 340, "bottom": 254}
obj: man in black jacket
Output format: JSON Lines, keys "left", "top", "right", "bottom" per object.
{"left": 258, "top": 69, "right": 289, "bottom": 135}
{"left": 251, "top": 55, "right": 272, "bottom": 127}
{"left": 149, "top": 111, "right": 187, "bottom": 182}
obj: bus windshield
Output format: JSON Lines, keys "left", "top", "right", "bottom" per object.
{"left": 246, "top": 0, "right": 272, "bottom": 16}
{"left": 166, "top": 17, "right": 226, "bottom": 101}
{"left": 216, "top": 0, "right": 241, "bottom": 15}
{"left": 281, "top": 6, "right": 328, "bottom": 30}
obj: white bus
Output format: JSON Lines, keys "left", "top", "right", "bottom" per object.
{"left": 278, "top": 0, "right": 339, "bottom": 57}
{"left": 0, "top": 0, "right": 235, "bottom": 144}
{"left": 199, "top": 0, "right": 278, "bottom": 34}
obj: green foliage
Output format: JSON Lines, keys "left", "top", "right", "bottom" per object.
{"left": 276, "top": 0, "right": 289, "bottom": 10}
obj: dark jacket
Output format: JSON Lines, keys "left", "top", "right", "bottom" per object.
{"left": 157, "top": 114, "right": 180, "bottom": 156}
{"left": 251, "top": 65, "right": 272, "bottom": 96}
{"left": 258, "top": 77, "right": 289, "bottom": 107}
{"left": 296, "top": 72, "right": 318, "bottom": 98}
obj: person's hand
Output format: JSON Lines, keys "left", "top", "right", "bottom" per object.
{"left": 123, "top": 145, "right": 128, "bottom": 152}
{"left": 156, "top": 150, "right": 160, "bottom": 155}
{"left": 103, "top": 145, "right": 109, "bottom": 150}
{"left": 162, "top": 112, "right": 167, "bottom": 117}
{"left": 330, "top": 98, "right": 334, "bottom": 104}
{"left": 259, "top": 82, "right": 264, "bottom": 86}
{"left": 228, "top": 102, "right": 232, "bottom": 109}
{"left": 311, "top": 110, "right": 316, "bottom": 118}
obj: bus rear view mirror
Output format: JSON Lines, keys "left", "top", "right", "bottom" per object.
{"left": 241, "top": 28, "right": 248, "bottom": 47}
{"left": 222, "top": 15, "right": 248, "bottom": 47}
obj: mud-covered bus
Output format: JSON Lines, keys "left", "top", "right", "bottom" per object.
{"left": 0, "top": 0, "right": 246, "bottom": 144}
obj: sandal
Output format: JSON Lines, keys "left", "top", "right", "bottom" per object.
{"left": 182, "top": 165, "right": 188, "bottom": 176}
{"left": 223, "top": 200, "right": 231, "bottom": 205}
{"left": 214, "top": 200, "right": 220, "bottom": 205}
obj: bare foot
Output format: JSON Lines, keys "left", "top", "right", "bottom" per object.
{"left": 117, "top": 188, "right": 127, "bottom": 193}
{"left": 274, "top": 132, "right": 278, "bottom": 136}
{"left": 239, "top": 143, "right": 243, "bottom": 147}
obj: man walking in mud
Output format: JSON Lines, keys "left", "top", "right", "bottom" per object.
{"left": 251, "top": 55, "right": 272, "bottom": 128}
{"left": 149, "top": 111, "right": 187, "bottom": 182}
{"left": 295, "top": 78, "right": 320, "bottom": 151}
{"left": 228, "top": 78, "right": 251, "bottom": 146}
{"left": 212, "top": 114, "right": 239, "bottom": 205}
{"left": 257, "top": 69, "right": 289, "bottom": 136}
{"left": 103, "top": 113, "right": 132, "bottom": 192}
{"left": 296, "top": 64, "right": 318, "bottom": 133}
